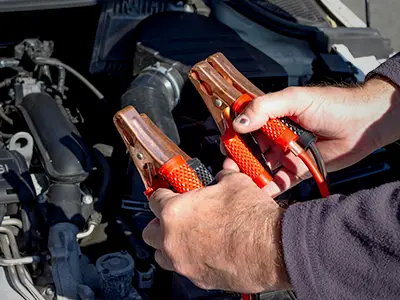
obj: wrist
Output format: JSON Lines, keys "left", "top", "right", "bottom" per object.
{"left": 257, "top": 207, "right": 291, "bottom": 291}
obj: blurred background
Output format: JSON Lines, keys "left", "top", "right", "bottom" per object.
{"left": 343, "top": 0, "right": 400, "bottom": 51}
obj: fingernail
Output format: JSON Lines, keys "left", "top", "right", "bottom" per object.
{"left": 235, "top": 114, "right": 250, "bottom": 126}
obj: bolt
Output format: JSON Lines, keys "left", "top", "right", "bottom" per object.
{"left": 45, "top": 286, "right": 55, "bottom": 296}
{"left": 82, "top": 195, "right": 93, "bottom": 205}
{"left": 37, "top": 194, "right": 47, "bottom": 204}
{"left": 137, "top": 153, "right": 144, "bottom": 160}
{"left": 215, "top": 99, "right": 223, "bottom": 107}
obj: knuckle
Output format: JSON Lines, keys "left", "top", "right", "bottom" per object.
{"left": 283, "top": 86, "right": 307, "bottom": 109}
{"left": 154, "top": 251, "right": 171, "bottom": 271}
{"left": 231, "top": 172, "right": 251, "bottom": 184}
{"left": 248, "top": 96, "right": 267, "bottom": 114}
{"left": 283, "top": 86, "right": 301, "bottom": 99}
{"left": 171, "top": 259, "right": 185, "bottom": 276}
{"left": 142, "top": 227, "right": 150, "bottom": 243}
{"left": 149, "top": 188, "right": 166, "bottom": 201}
{"left": 220, "top": 172, "right": 252, "bottom": 189}
{"left": 162, "top": 237, "right": 175, "bottom": 256}
{"left": 160, "top": 200, "right": 181, "bottom": 222}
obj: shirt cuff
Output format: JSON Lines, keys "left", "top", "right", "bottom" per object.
{"left": 366, "top": 52, "right": 400, "bottom": 87}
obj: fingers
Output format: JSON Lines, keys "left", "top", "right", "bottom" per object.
{"left": 232, "top": 88, "right": 310, "bottom": 134}
{"left": 220, "top": 141, "right": 227, "bottom": 156}
{"left": 254, "top": 131, "right": 273, "bottom": 153}
{"left": 222, "top": 157, "right": 240, "bottom": 172}
{"left": 155, "top": 250, "right": 175, "bottom": 271}
{"left": 149, "top": 188, "right": 176, "bottom": 218}
{"left": 264, "top": 143, "right": 286, "bottom": 171}
{"left": 142, "top": 218, "right": 162, "bottom": 249}
{"left": 263, "top": 168, "right": 303, "bottom": 198}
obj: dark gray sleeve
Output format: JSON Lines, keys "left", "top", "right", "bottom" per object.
{"left": 282, "top": 182, "right": 400, "bottom": 300}
{"left": 367, "top": 52, "right": 400, "bottom": 86}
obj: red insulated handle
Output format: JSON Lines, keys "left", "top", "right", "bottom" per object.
{"left": 159, "top": 155, "right": 204, "bottom": 193}
{"left": 260, "top": 119, "right": 298, "bottom": 151}
{"left": 233, "top": 94, "right": 298, "bottom": 151}
{"left": 221, "top": 127, "right": 273, "bottom": 188}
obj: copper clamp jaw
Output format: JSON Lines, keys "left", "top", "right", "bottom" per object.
{"left": 189, "top": 52, "right": 298, "bottom": 149}
{"left": 114, "top": 106, "right": 213, "bottom": 197}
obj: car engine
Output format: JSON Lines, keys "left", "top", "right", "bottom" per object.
{"left": 0, "top": 1, "right": 398, "bottom": 300}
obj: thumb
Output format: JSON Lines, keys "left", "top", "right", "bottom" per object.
{"left": 232, "top": 88, "right": 310, "bottom": 134}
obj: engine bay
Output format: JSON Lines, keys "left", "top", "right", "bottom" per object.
{"left": 0, "top": 1, "right": 398, "bottom": 300}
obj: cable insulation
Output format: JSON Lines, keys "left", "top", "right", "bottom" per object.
{"left": 298, "top": 150, "right": 330, "bottom": 197}
{"left": 309, "top": 142, "right": 328, "bottom": 180}
{"left": 34, "top": 57, "right": 104, "bottom": 100}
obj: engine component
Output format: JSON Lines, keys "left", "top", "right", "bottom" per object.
{"left": 134, "top": 264, "right": 155, "bottom": 290}
{"left": 48, "top": 223, "right": 82, "bottom": 300}
{"left": 48, "top": 223, "right": 97, "bottom": 300}
{"left": 0, "top": 267, "right": 24, "bottom": 300}
{"left": 212, "top": 0, "right": 316, "bottom": 85}
{"left": 0, "top": 148, "right": 35, "bottom": 204}
{"left": 96, "top": 252, "right": 142, "bottom": 300}
{"left": 17, "top": 92, "right": 92, "bottom": 183}
{"left": 0, "top": 235, "right": 33, "bottom": 300}
{"left": 0, "top": 226, "right": 45, "bottom": 300}
{"left": 121, "top": 62, "right": 184, "bottom": 144}
{"left": 90, "top": 0, "right": 187, "bottom": 75}
{"left": 8, "top": 132, "right": 34, "bottom": 167}
{"left": 134, "top": 12, "right": 288, "bottom": 91}
{"left": 76, "top": 211, "right": 102, "bottom": 240}
{"left": 46, "top": 183, "right": 90, "bottom": 226}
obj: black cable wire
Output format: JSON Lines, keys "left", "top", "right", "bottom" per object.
{"left": 34, "top": 57, "right": 104, "bottom": 100}
{"left": 309, "top": 142, "right": 328, "bottom": 182}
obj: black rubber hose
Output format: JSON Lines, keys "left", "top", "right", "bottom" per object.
{"left": 92, "top": 148, "right": 111, "bottom": 212}
{"left": 120, "top": 70, "right": 181, "bottom": 144}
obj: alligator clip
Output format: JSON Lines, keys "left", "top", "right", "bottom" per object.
{"left": 189, "top": 53, "right": 329, "bottom": 196}
{"left": 114, "top": 106, "right": 213, "bottom": 197}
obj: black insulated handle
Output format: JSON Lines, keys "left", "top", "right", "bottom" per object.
{"left": 187, "top": 158, "right": 215, "bottom": 187}
{"left": 280, "top": 117, "right": 317, "bottom": 150}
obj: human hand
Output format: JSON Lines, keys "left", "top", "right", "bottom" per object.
{"left": 142, "top": 170, "right": 290, "bottom": 293}
{"left": 223, "top": 78, "right": 400, "bottom": 197}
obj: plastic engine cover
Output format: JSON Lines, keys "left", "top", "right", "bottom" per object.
{"left": 134, "top": 12, "right": 288, "bottom": 90}
{"left": 18, "top": 93, "right": 92, "bottom": 183}
{"left": 0, "top": 148, "right": 34, "bottom": 204}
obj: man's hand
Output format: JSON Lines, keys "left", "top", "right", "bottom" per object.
{"left": 142, "top": 170, "right": 290, "bottom": 293}
{"left": 224, "top": 78, "right": 400, "bottom": 197}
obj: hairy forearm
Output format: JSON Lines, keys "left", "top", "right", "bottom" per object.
{"left": 361, "top": 78, "right": 400, "bottom": 150}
